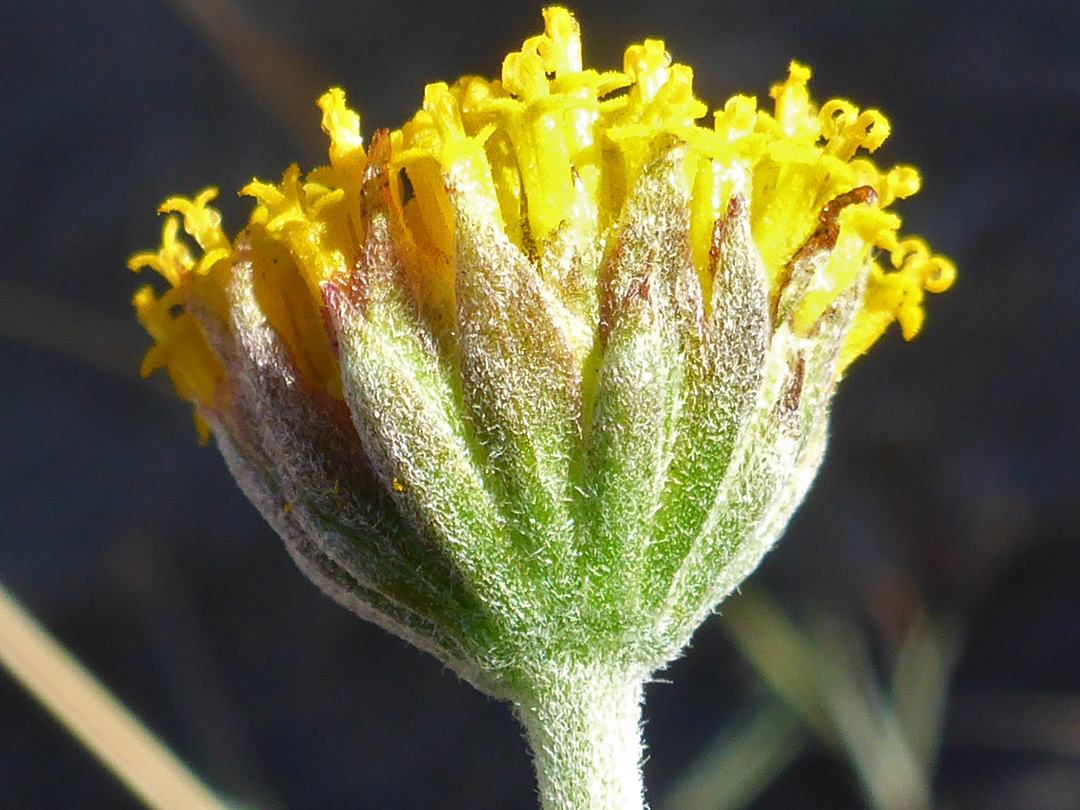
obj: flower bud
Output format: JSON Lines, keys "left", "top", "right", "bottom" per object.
{"left": 130, "top": 7, "right": 953, "bottom": 703}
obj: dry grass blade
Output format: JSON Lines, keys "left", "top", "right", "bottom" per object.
{"left": 719, "top": 589, "right": 835, "bottom": 740}
{"left": 160, "top": 0, "right": 327, "bottom": 158}
{"left": 0, "top": 278, "right": 147, "bottom": 383}
{"left": 657, "top": 700, "right": 807, "bottom": 810}
{"left": 808, "top": 613, "right": 931, "bottom": 810}
{"left": 0, "top": 580, "right": 235, "bottom": 810}
{"left": 891, "top": 609, "right": 961, "bottom": 771}
{"left": 721, "top": 589, "right": 941, "bottom": 810}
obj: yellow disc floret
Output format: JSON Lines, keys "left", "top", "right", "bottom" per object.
{"left": 131, "top": 6, "right": 953, "bottom": 433}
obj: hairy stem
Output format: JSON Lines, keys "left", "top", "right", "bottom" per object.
{"left": 517, "top": 663, "right": 647, "bottom": 810}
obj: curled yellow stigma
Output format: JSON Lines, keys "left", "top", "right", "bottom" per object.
{"left": 131, "top": 6, "right": 953, "bottom": 432}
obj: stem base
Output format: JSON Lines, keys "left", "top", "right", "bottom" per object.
{"left": 516, "top": 664, "right": 646, "bottom": 810}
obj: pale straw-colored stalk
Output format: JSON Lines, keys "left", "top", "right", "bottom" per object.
{"left": 0, "top": 580, "right": 232, "bottom": 810}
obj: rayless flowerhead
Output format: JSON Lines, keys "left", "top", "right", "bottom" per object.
{"left": 130, "top": 8, "right": 952, "bottom": 698}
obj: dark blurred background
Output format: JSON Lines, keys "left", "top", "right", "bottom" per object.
{"left": 1, "top": 0, "right": 1077, "bottom": 808}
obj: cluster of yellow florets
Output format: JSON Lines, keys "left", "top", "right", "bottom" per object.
{"left": 131, "top": 6, "right": 953, "bottom": 436}
{"left": 129, "top": 191, "right": 232, "bottom": 439}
